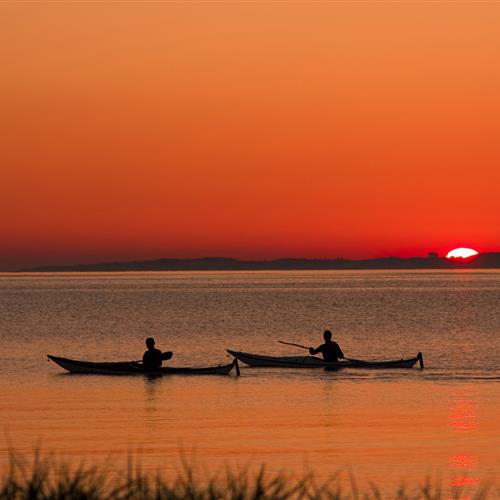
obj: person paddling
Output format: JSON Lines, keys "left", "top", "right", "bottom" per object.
{"left": 309, "top": 330, "right": 344, "bottom": 362}
{"left": 142, "top": 337, "right": 172, "bottom": 370}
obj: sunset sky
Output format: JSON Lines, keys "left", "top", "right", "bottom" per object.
{"left": 2, "top": 2, "right": 499, "bottom": 270}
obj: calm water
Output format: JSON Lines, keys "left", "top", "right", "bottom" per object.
{"left": 0, "top": 270, "right": 498, "bottom": 493}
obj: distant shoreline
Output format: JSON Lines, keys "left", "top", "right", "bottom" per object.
{"left": 15, "top": 253, "right": 500, "bottom": 272}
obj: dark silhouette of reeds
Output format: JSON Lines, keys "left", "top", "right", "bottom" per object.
{"left": 0, "top": 451, "right": 495, "bottom": 499}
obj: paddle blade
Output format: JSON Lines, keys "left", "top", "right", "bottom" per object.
{"left": 161, "top": 351, "right": 173, "bottom": 360}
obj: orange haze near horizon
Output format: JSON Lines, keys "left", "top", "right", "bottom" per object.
{"left": 2, "top": 2, "right": 500, "bottom": 270}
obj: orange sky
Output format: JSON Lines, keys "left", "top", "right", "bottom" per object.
{"left": 2, "top": 2, "right": 500, "bottom": 270}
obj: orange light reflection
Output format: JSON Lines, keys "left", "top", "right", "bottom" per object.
{"left": 447, "top": 386, "right": 480, "bottom": 494}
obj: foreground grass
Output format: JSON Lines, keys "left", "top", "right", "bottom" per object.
{"left": 0, "top": 453, "right": 496, "bottom": 500}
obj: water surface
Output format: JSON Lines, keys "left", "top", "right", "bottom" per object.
{"left": 1, "top": 270, "right": 498, "bottom": 492}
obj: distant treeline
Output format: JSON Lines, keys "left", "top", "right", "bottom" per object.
{"left": 18, "top": 253, "right": 500, "bottom": 272}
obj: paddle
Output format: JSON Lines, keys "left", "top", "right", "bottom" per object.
{"left": 278, "top": 340, "right": 363, "bottom": 363}
{"left": 133, "top": 351, "right": 173, "bottom": 364}
{"left": 278, "top": 340, "right": 309, "bottom": 350}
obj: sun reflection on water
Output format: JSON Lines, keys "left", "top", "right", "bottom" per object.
{"left": 447, "top": 385, "right": 480, "bottom": 495}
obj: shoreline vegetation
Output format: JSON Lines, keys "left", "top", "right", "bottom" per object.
{"left": 0, "top": 453, "right": 495, "bottom": 500}
{"left": 14, "top": 253, "right": 500, "bottom": 273}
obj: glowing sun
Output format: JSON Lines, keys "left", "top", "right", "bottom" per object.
{"left": 446, "top": 248, "right": 479, "bottom": 259}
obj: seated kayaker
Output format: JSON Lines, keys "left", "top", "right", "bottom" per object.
{"left": 142, "top": 337, "right": 172, "bottom": 370}
{"left": 309, "top": 330, "right": 344, "bottom": 362}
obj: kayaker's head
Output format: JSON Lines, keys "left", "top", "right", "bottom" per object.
{"left": 146, "top": 337, "right": 155, "bottom": 350}
{"left": 323, "top": 330, "right": 332, "bottom": 342}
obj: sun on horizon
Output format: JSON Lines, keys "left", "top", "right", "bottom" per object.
{"left": 446, "top": 247, "right": 479, "bottom": 259}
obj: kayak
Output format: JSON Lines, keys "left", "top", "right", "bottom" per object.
{"left": 226, "top": 350, "right": 424, "bottom": 369}
{"left": 47, "top": 354, "right": 239, "bottom": 375}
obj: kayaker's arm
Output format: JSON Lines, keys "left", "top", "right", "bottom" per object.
{"left": 309, "top": 346, "right": 320, "bottom": 355}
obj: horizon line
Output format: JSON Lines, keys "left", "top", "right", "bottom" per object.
{"left": 10, "top": 251, "right": 500, "bottom": 273}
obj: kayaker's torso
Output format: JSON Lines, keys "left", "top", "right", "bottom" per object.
{"left": 143, "top": 347, "right": 163, "bottom": 370}
{"left": 311, "top": 340, "right": 344, "bottom": 362}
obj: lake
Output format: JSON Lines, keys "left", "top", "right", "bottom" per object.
{"left": 0, "top": 270, "right": 498, "bottom": 494}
